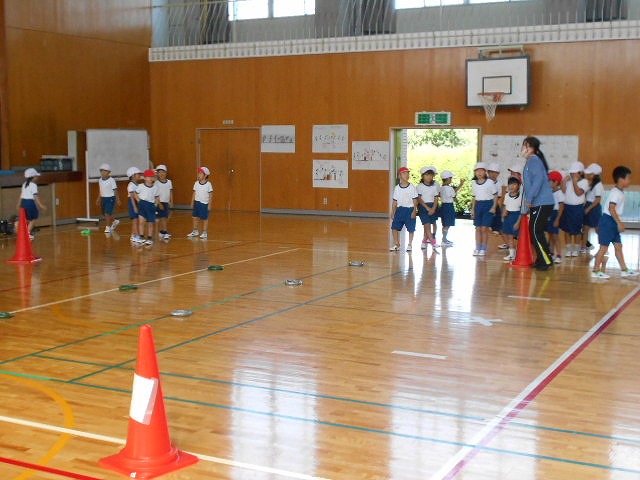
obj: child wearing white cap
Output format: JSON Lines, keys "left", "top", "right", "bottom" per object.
{"left": 439, "top": 170, "right": 464, "bottom": 246}
{"left": 188, "top": 167, "right": 213, "bottom": 239}
{"left": 560, "top": 161, "right": 588, "bottom": 257}
{"left": 416, "top": 166, "right": 440, "bottom": 249}
{"left": 583, "top": 163, "right": 604, "bottom": 251}
{"left": 96, "top": 163, "right": 120, "bottom": 233}
{"left": 471, "top": 162, "right": 498, "bottom": 256}
{"left": 488, "top": 162, "right": 508, "bottom": 249}
{"left": 126, "top": 167, "right": 144, "bottom": 244}
{"left": 155, "top": 165, "right": 173, "bottom": 240}
{"left": 17, "top": 168, "right": 47, "bottom": 240}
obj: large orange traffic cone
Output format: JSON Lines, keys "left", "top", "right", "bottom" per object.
{"left": 511, "top": 214, "right": 535, "bottom": 268}
{"left": 100, "top": 325, "right": 198, "bottom": 479}
{"left": 7, "top": 208, "right": 41, "bottom": 264}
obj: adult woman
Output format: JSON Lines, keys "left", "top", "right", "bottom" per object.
{"left": 521, "top": 136, "right": 555, "bottom": 270}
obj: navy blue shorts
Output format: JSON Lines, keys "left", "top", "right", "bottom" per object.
{"left": 21, "top": 199, "right": 38, "bottom": 221}
{"left": 560, "top": 204, "right": 584, "bottom": 235}
{"left": 156, "top": 202, "right": 170, "bottom": 219}
{"left": 598, "top": 214, "right": 621, "bottom": 246}
{"left": 128, "top": 198, "right": 138, "bottom": 219}
{"left": 418, "top": 202, "right": 438, "bottom": 225}
{"left": 440, "top": 203, "right": 456, "bottom": 227}
{"left": 491, "top": 205, "right": 503, "bottom": 231}
{"left": 101, "top": 196, "right": 116, "bottom": 215}
{"left": 546, "top": 210, "right": 560, "bottom": 234}
{"left": 502, "top": 211, "right": 520, "bottom": 236}
{"left": 138, "top": 200, "right": 157, "bottom": 222}
{"left": 391, "top": 206, "right": 416, "bottom": 233}
{"left": 192, "top": 201, "right": 210, "bottom": 220}
{"left": 473, "top": 200, "right": 495, "bottom": 227}
{"left": 584, "top": 202, "right": 602, "bottom": 228}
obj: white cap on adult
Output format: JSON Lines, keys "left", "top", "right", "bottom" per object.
{"left": 568, "top": 161, "right": 585, "bottom": 174}
{"left": 24, "top": 167, "right": 40, "bottom": 178}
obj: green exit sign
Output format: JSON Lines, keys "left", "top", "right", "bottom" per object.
{"left": 415, "top": 112, "right": 451, "bottom": 126}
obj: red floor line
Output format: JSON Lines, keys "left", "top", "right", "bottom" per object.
{"left": 0, "top": 456, "right": 103, "bottom": 480}
{"left": 440, "top": 285, "right": 640, "bottom": 479}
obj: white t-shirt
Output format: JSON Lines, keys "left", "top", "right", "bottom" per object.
{"left": 472, "top": 179, "right": 497, "bottom": 201}
{"left": 393, "top": 183, "right": 418, "bottom": 208}
{"left": 127, "top": 181, "right": 138, "bottom": 197}
{"left": 136, "top": 183, "right": 159, "bottom": 203}
{"left": 564, "top": 178, "right": 589, "bottom": 205}
{"left": 193, "top": 181, "right": 213, "bottom": 204}
{"left": 494, "top": 178, "right": 505, "bottom": 197}
{"left": 586, "top": 182, "right": 605, "bottom": 203}
{"left": 156, "top": 179, "right": 173, "bottom": 203}
{"left": 416, "top": 182, "right": 440, "bottom": 203}
{"left": 21, "top": 182, "right": 38, "bottom": 200}
{"left": 552, "top": 189, "right": 565, "bottom": 211}
{"left": 440, "top": 185, "right": 456, "bottom": 204}
{"left": 504, "top": 192, "right": 522, "bottom": 212}
{"left": 603, "top": 187, "right": 625, "bottom": 217}
{"left": 99, "top": 177, "right": 117, "bottom": 198}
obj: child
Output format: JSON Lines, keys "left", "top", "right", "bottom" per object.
{"left": 488, "top": 163, "right": 508, "bottom": 249}
{"left": 416, "top": 166, "right": 440, "bottom": 249}
{"left": 439, "top": 170, "right": 464, "bottom": 246}
{"left": 135, "top": 169, "right": 160, "bottom": 246}
{"left": 583, "top": 163, "right": 604, "bottom": 252}
{"left": 390, "top": 166, "right": 418, "bottom": 251}
{"left": 155, "top": 165, "right": 174, "bottom": 240}
{"left": 547, "top": 171, "right": 566, "bottom": 263}
{"left": 592, "top": 166, "right": 638, "bottom": 279}
{"left": 471, "top": 162, "right": 497, "bottom": 256}
{"left": 126, "top": 167, "right": 144, "bottom": 244}
{"left": 96, "top": 163, "right": 120, "bottom": 233}
{"left": 188, "top": 166, "right": 214, "bottom": 239}
{"left": 17, "top": 168, "right": 47, "bottom": 240}
{"left": 560, "top": 161, "right": 588, "bottom": 257}
{"left": 502, "top": 176, "right": 522, "bottom": 261}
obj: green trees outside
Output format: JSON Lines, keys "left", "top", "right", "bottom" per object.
{"left": 407, "top": 128, "right": 477, "bottom": 214}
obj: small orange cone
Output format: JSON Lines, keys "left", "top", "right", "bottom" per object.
{"left": 100, "top": 325, "right": 198, "bottom": 479}
{"left": 511, "top": 214, "right": 535, "bottom": 268}
{"left": 7, "top": 208, "right": 41, "bottom": 264}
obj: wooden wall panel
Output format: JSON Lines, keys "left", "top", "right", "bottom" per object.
{"left": 150, "top": 40, "right": 640, "bottom": 214}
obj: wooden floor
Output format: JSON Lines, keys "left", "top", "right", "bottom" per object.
{"left": 1, "top": 211, "right": 640, "bottom": 480}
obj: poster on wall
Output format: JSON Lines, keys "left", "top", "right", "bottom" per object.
{"left": 312, "top": 124, "right": 348, "bottom": 153}
{"left": 261, "top": 125, "right": 296, "bottom": 153}
{"left": 313, "top": 160, "right": 348, "bottom": 189}
{"left": 352, "top": 141, "right": 390, "bottom": 170}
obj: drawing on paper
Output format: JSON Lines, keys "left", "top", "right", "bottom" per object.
{"left": 313, "top": 160, "right": 348, "bottom": 189}
{"left": 312, "top": 125, "right": 348, "bottom": 153}
{"left": 261, "top": 125, "right": 296, "bottom": 153}
{"left": 352, "top": 141, "right": 389, "bottom": 170}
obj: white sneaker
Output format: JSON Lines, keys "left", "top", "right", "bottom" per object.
{"left": 571, "top": 250, "right": 579, "bottom": 257}
{"left": 591, "top": 271, "right": 610, "bottom": 279}
{"left": 164, "top": 232, "right": 172, "bottom": 239}
{"left": 621, "top": 270, "right": 639, "bottom": 278}
{"left": 111, "top": 219, "right": 120, "bottom": 231}
{"left": 187, "top": 229, "right": 199, "bottom": 237}
{"left": 498, "top": 244, "right": 509, "bottom": 249}
{"left": 199, "top": 232, "right": 208, "bottom": 239}
{"left": 406, "top": 244, "right": 412, "bottom": 252}
{"left": 477, "top": 250, "right": 486, "bottom": 256}
{"left": 554, "top": 256, "right": 562, "bottom": 264}
{"left": 472, "top": 249, "right": 479, "bottom": 256}
{"left": 389, "top": 244, "right": 400, "bottom": 251}
{"left": 104, "top": 226, "right": 111, "bottom": 233}
{"left": 144, "top": 237, "right": 153, "bottom": 246}
{"left": 421, "top": 240, "right": 428, "bottom": 250}
{"left": 503, "top": 254, "right": 514, "bottom": 261}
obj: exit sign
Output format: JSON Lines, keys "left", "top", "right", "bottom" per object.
{"left": 415, "top": 112, "right": 451, "bottom": 126}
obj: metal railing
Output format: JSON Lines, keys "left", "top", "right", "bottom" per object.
{"left": 152, "top": 0, "right": 634, "bottom": 48}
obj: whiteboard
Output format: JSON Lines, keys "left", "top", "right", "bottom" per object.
{"left": 86, "top": 129, "right": 149, "bottom": 179}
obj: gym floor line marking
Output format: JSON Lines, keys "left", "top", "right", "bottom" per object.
{"left": 429, "top": 285, "right": 640, "bottom": 480}
{"left": 507, "top": 295, "right": 551, "bottom": 301}
{"left": 392, "top": 350, "right": 447, "bottom": 360}
{"left": 8, "top": 248, "right": 300, "bottom": 314}
{"left": 0, "top": 415, "right": 328, "bottom": 480}
{"left": 0, "top": 457, "right": 100, "bottom": 480}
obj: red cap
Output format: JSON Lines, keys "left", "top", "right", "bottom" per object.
{"left": 143, "top": 169, "right": 156, "bottom": 178}
{"left": 548, "top": 170, "right": 563, "bottom": 183}
{"left": 397, "top": 167, "right": 410, "bottom": 175}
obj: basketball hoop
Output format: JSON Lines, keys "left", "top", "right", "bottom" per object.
{"left": 478, "top": 92, "right": 505, "bottom": 122}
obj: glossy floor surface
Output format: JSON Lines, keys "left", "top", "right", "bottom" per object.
{"left": 1, "top": 211, "right": 640, "bottom": 480}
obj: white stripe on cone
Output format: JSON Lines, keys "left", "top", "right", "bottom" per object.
{"left": 129, "top": 374, "right": 158, "bottom": 425}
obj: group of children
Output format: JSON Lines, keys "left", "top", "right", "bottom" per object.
{"left": 390, "top": 160, "right": 637, "bottom": 279}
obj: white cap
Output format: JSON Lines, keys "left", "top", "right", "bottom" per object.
{"left": 155, "top": 164, "right": 167, "bottom": 172}
{"left": 199, "top": 166, "right": 210, "bottom": 176}
{"left": 474, "top": 162, "right": 488, "bottom": 171}
{"left": 420, "top": 165, "right": 437, "bottom": 176}
{"left": 568, "top": 161, "right": 585, "bottom": 174}
{"left": 99, "top": 163, "right": 111, "bottom": 172}
{"left": 584, "top": 163, "right": 602, "bottom": 175}
{"left": 488, "top": 162, "right": 501, "bottom": 173}
{"left": 24, "top": 167, "right": 40, "bottom": 178}
{"left": 126, "top": 167, "right": 142, "bottom": 177}
{"left": 440, "top": 170, "right": 454, "bottom": 179}
{"left": 508, "top": 164, "right": 523, "bottom": 174}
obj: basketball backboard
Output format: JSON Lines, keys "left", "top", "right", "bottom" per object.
{"left": 466, "top": 56, "right": 530, "bottom": 108}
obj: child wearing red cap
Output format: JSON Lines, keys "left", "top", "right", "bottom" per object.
{"left": 188, "top": 167, "right": 213, "bottom": 239}
{"left": 547, "top": 171, "right": 565, "bottom": 263}
{"left": 134, "top": 169, "right": 161, "bottom": 246}
{"left": 390, "top": 166, "right": 418, "bottom": 251}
